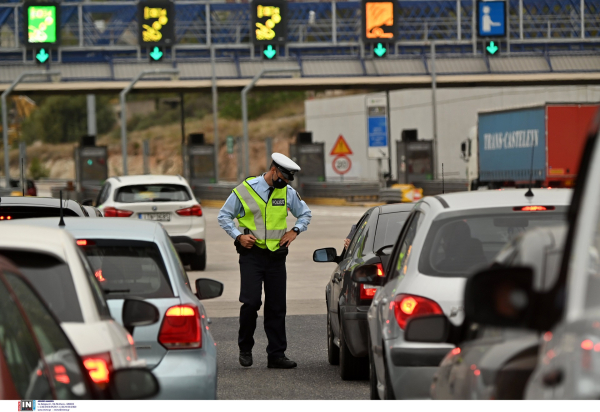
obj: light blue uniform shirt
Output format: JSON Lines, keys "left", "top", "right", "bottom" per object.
{"left": 217, "top": 174, "right": 312, "bottom": 240}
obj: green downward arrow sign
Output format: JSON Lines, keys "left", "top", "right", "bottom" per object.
{"left": 486, "top": 41, "right": 499, "bottom": 55}
{"left": 149, "top": 46, "right": 163, "bottom": 61}
{"left": 264, "top": 45, "right": 277, "bottom": 59}
{"left": 36, "top": 48, "right": 49, "bottom": 63}
{"left": 374, "top": 43, "right": 387, "bottom": 57}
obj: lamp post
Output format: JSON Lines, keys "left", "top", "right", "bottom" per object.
{"left": 2, "top": 70, "right": 61, "bottom": 187}
{"left": 120, "top": 69, "right": 179, "bottom": 175}
{"left": 241, "top": 67, "right": 300, "bottom": 177}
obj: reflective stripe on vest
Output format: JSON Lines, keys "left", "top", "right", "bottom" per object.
{"left": 233, "top": 177, "right": 287, "bottom": 251}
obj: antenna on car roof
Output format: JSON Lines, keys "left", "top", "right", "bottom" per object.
{"left": 525, "top": 141, "right": 535, "bottom": 198}
{"left": 58, "top": 190, "right": 65, "bottom": 227}
{"left": 442, "top": 163, "right": 445, "bottom": 194}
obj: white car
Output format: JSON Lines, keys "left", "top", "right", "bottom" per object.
{"left": 0, "top": 224, "right": 157, "bottom": 388}
{"left": 94, "top": 175, "right": 207, "bottom": 270}
{"left": 359, "top": 188, "right": 572, "bottom": 399}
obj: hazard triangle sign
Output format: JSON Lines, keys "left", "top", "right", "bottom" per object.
{"left": 330, "top": 135, "right": 353, "bottom": 155}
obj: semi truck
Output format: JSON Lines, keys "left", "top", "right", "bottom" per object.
{"left": 461, "top": 103, "right": 599, "bottom": 190}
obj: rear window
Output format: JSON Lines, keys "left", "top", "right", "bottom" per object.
{"left": 0, "top": 250, "right": 83, "bottom": 322}
{"left": 418, "top": 211, "right": 566, "bottom": 278}
{"left": 0, "top": 206, "right": 79, "bottom": 220}
{"left": 115, "top": 184, "right": 191, "bottom": 203}
{"left": 79, "top": 240, "right": 173, "bottom": 299}
{"left": 374, "top": 211, "right": 410, "bottom": 250}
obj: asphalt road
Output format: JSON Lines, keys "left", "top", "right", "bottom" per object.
{"left": 190, "top": 205, "right": 372, "bottom": 400}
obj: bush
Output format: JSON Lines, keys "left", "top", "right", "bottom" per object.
{"left": 29, "top": 157, "right": 49, "bottom": 179}
{"left": 22, "top": 95, "right": 116, "bottom": 144}
{"left": 219, "top": 91, "right": 305, "bottom": 120}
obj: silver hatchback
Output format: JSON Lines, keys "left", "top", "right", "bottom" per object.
{"left": 14, "top": 218, "right": 222, "bottom": 400}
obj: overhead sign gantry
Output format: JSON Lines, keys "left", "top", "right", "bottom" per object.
{"left": 251, "top": 0, "right": 288, "bottom": 60}
{"left": 24, "top": 2, "right": 60, "bottom": 64}
{"left": 138, "top": 0, "right": 175, "bottom": 62}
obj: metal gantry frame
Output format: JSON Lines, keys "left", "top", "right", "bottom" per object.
{"left": 1, "top": 70, "right": 61, "bottom": 187}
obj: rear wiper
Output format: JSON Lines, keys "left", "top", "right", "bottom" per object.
{"left": 150, "top": 198, "right": 173, "bottom": 202}
{"left": 104, "top": 289, "right": 130, "bottom": 294}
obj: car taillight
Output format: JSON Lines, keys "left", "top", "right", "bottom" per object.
{"left": 392, "top": 294, "right": 443, "bottom": 329}
{"left": 82, "top": 352, "right": 112, "bottom": 385}
{"left": 53, "top": 364, "right": 70, "bottom": 384}
{"left": 103, "top": 207, "right": 134, "bottom": 217}
{"left": 176, "top": 204, "right": 203, "bottom": 217}
{"left": 27, "top": 187, "right": 36, "bottom": 196}
{"left": 158, "top": 305, "right": 202, "bottom": 349}
{"left": 375, "top": 262, "right": 384, "bottom": 277}
{"left": 360, "top": 284, "right": 378, "bottom": 300}
{"left": 513, "top": 206, "right": 555, "bottom": 211}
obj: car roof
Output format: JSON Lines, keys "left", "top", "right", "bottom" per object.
{"left": 108, "top": 175, "right": 188, "bottom": 186}
{"left": 0, "top": 196, "right": 83, "bottom": 211}
{"left": 378, "top": 203, "right": 415, "bottom": 214}
{"left": 5, "top": 217, "right": 161, "bottom": 242}
{"left": 429, "top": 188, "right": 572, "bottom": 211}
{"left": 0, "top": 224, "right": 74, "bottom": 261}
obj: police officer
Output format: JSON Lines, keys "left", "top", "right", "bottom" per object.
{"left": 217, "top": 153, "right": 312, "bottom": 369}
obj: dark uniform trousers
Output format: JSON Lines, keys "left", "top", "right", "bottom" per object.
{"left": 238, "top": 248, "right": 287, "bottom": 359}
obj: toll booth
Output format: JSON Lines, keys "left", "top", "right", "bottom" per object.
{"left": 396, "top": 140, "right": 434, "bottom": 184}
{"left": 289, "top": 132, "right": 325, "bottom": 194}
{"left": 187, "top": 133, "right": 216, "bottom": 184}
{"left": 75, "top": 136, "right": 108, "bottom": 188}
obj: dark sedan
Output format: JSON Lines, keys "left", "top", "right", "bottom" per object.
{"left": 314, "top": 203, "right": 413, "bottom": 380}
{"left": 0, "top": 196, "right": 88, "bottom": 219}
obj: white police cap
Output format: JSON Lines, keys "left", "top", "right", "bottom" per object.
{"left": 272, "top": 153, "right": 300, "bottom": 180}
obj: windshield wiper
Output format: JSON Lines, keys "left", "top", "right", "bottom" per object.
{"left": 104, "top": 288, "right": 130, "bottom": 294}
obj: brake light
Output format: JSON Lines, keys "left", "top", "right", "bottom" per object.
{"left": 103, "top": 207, "right": 134, "bottom": 217}
{"left": 0, "top": 216, "right": 12, "bottom": 220}
{"left": 82, "top": 352, "right": 112, "bottom": 385}
{"left": 159, "top": 304, "right": 202, "bottom": 349}
{"left": 360, "top": 284, "right": 378, "bottom": 300}
{"left": 53, "top": 364, "right": 70, "bottom": 384}
{"left": 513, "top": 206, "right": 555, "bottom": 212}
{"left": 176, "top": 204, "right": 203, "bottom": 217}
{"left": 94, "top": 269, "right": 106, "bottom": 282}
{"left": 392, "top": 294, "right": 443, "bottom": 329}
{"left": 375, "top": 262, "right": 384, "bottom": 277}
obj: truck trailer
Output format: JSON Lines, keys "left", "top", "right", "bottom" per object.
{"left": 461, "top": 103, "right": 599, "bottom": 190}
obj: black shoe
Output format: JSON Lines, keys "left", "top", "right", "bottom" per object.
{"left": 267, "top": 356, "right": 297, "bottom": 369}
{"left": 239, "top": 351, "right": 253, "bottom": 367}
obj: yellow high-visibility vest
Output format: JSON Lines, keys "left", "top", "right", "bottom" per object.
{"left": 233, "top": 177, "right": 288, "bottom": 251}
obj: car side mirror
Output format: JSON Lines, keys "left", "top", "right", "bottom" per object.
{"left": 405, "top": 315, "right": 450, "bottom": 343}
{"left": 108, "top": 368, "right": 159, "bottom": 400}
{"left": 195, "top": 278, "right": 224, "bottom": 300}
{"left": 464, "top": 266, "right": 535, "bottom": 328}
{"left": 122, "top": 298, "right": 159, "bottom": 335}
{"left": 351, "top": 264, "right": 384, "bottom": 286}
{"left": 313, "top": 248, "right": 339, "bottom": 263}
{"left": 81, "top": 198, "right": 94, "bottom": 206}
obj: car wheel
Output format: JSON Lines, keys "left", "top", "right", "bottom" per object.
{"left": 190, "top": 252, "right": 206, "bottom": 271}
{"left": 383, "top": 346, "right": 396, "bottom": 400}
{"left": 339, "top": 319, "right": 369, "bottom": 380}
{"left": 327, "top": 311, "right": 340, "bottom": 365}
{"left": 368, "top": 333, "right": 380, "bottom": 400}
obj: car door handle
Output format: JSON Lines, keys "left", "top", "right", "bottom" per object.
{"left": 333, "top": 274, "right": 342, "bottom": 283}
{"left": 542, "top": 369, "right": 563, "bottom": 387}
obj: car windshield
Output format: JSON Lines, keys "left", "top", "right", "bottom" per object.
{"left": 0, "top": 250, "right": 83, "bottom": 322}
{"left": 79, "top": 239, "right": 174, "bottom": 299}
{"left": 115, "top": 184, "right": 191, "bottom": 203}
{"left": 374, "top": 211, "right": 411, "bottom": 251}
{"left": 0, "top": 206, "right": 79, "bottom": 220}
{"left": 418, "top": 211, "right": 566, "bottom": 278}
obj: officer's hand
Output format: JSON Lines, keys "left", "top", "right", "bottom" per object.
{"left": 280, "top": 230, "right": 298, "bottom": 247}
{"left": 240, "top": 234, "right": 256, "bottom": 249}
{"left": 344, "top": 238, "right": 351, "bottom": 249}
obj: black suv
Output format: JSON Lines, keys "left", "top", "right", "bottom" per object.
{"left": 314, "top": 203, "right": 413, "bottom": 380}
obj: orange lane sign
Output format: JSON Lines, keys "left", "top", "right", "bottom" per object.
{"left": 330, "top": 135, "right": 353, "bottom": 156}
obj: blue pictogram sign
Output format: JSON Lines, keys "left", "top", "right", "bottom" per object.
{"left": 477, "top": 1, "right": 506, "bottom": 38}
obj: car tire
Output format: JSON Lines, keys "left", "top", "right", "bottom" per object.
{"left": 339, "top": 319, "right": 369, "bottom": 380}
{"left": 383, "top": 346, "right": 396, "bottom": 400}
{"left": 327, "top": 311, "right": 340, "bottom": 365}
{"left": 368, "top": 333, "right": 380, "bottom": 400}
{"left": 190, "top": 251, "right": 206, "bottom": 271}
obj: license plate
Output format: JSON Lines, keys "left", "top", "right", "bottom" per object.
{"left": 139, "top": 213, "right": 170, "bottom": 222}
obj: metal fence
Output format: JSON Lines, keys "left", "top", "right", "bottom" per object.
{"left": 1, "top": 0, "right": 599, "bottom": 52}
